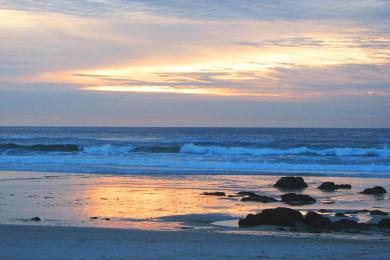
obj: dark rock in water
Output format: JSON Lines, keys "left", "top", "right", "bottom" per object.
{"left": 335, "top": 213, "right": 346, "bottom": 217}
{"left": 346, "top": 209, "right": 370, "bottom": 214}
{"left": 239, "top": 207, "right": 304, "bottom": 227}
{"left": 318, "top": 209, "right": 330, "bottom": 213}
{"left": 90, "top": 217, "right": 98, "bottom": 220}
{"left": 281, "top": 193, "right": 316, "bottom": 205}
{"left": 360, "top": 186, "right": 387, "bottom": 195}
{"left": 273, "top": 177, "right": 307, "bottom": 189}
{"left": 318, "top": 182, "right": 352, "bottom": 191}
{"left": 378, "top": 218, "right": 390, "bottom": 228}
{"left": 241, "top": 194, "right": 277, "bottom": 203}
{"left": 337, "top": 184, "right": 352, "bottom": 189}
{"left": 304, "top": 211, "right": 331, "bottom": 228}
{"left": 202, "top": 192, "right": 226, "bottom": 196}
{"left": 237, "top": 191, "right": 257, "bottom": 197}
{"left": 333, "top": 219, "right": 359, "bottom": 229}
{"left": 31, "top": 217, "right": 41, "bottom": 222}
{"left": 370, "top": 210, "right": 388, "bottom": 216}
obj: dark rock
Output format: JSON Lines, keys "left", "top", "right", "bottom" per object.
{"left": 237, "top": 191, "right": 257, "bottom": 197}
{"left": 239, "top": 207, "right": 304, "bottom": 227}
{"left": 241, "top": 194, "right": 277, "bottom": 203}
{"left": 378, "top": 218, "right": 390, "bottom": 228}
{"left": 346, "top": 209, "right": 370, "bottom": 214}
{"left": 202, "top": 192, "right": 226, "bottom": 196}
{"left": 335, "top": 212, "right": 346, "bottom": 217}
{"left": 90, "top": 217, "right": 98, "bottom": 220}
{"left": 318, "top": 209, "right": 330, "bottom": 213}
{"left": 337, "top": 184, "right": 352, "bottom": 189}
{"left": 273, "top": 177, "right": 307, "bottom": 189}
{"left": 318, "top": 182, "right": 338, "bottom": 190}
{"left": 31, "top": 217, "right": 41, "bottom": 222}
{"left": 318, "top": 182, "right": 351, "bottom": 190}
{"left": 360, "top": 186, "right": 387, "bottom": 195}
{"left": 281, "top": 193, "right": 316, "bottom": 205}
{"left": 370, "top": 210, "right": 388, "bottom": 216}
{"left": 333, "top": 219, "right": 359, "bottom": 229}
{"left": 304, "top": 211, "right": 331, "bottom": 228}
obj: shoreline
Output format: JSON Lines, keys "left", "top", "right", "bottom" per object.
{"left": 0, "top": 223, "right": 389, "bottom": 259}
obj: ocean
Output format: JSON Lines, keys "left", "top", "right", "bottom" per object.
{"left": 0, "top": 127, "right": 389, "bottom": 177}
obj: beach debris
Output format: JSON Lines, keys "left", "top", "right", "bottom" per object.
{"left": 370, "top": 210, "right": 388, "bottom": 216}
{"left": 317, "top": 182, "right": 351, "bottom": 191}
{"left": 237, "top": 191, "right": 257, "bottom": 197}
{"left": 273, "top": 177, "right": 307, "bottom": 189}
{"left": 281, "top": 193, "right": 316, "bottom": 205}
{"left": 239, "top": 207, "right": 304, "bottom": 227}
{"left": 304, "top": 211, "right": 331, "bottom": 228}
{"left": 202, "top": 192, "right": 226, "bottom": 196}
{"left": 378, "top": 218, "right": 390, "bottom": 228}
{"left": 31, "top": 217, "right": 41, "bottom": 222}
{"left": 360, "top": 186, "right": 387, "bottom": 195}
{"left": 241, "top": 194, "right": 277, "bottom": 203}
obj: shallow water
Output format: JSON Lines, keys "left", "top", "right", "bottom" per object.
{"left": 0, "top": 171, "right": 389, "bottom": 238}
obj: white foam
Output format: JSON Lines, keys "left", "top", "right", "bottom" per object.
{"left": 83, "top": 144, "right": 134, "bottom": 154}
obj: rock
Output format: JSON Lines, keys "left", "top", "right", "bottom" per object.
{"left": 337, "top": 184, "right": 352, "bottom": 189}
{"left": 318, "top": 182, "right": 351, "bottom": 191}
{"left": 241, "top": 194, "right": 277, "bottom": 203}
{"left": 333, "top": 219, "right": 359, "bottom": 229}
{"left": 318, "top": 209, "right": 330, "bottom": 213}
{"left": 31, "top": 217, "right": 41, "bottom": 222}
{"left": 239, "top": 207, "right": 304, "bottom": 227}
{"left": 237, "top": 191, "right": 257, "bottom": 197}
{"left": 273, "top": 177, "right": 307, "bottom": 189}
{"left": 370, "top": 210, "right": 388, "bottom": 216}
{"left": 90, "top": 217, "right": 98, "bottom": 220}
{"left": 378, "top": 218, "right": 390, "bottom": 228}
{"left": 335, "top": 212, "right": 346, "bottom": 217}
{"left": 360, "top": 186, "right": 387, "bottom": 195}
{"left": 281, "top": 193, "right": 316, "bottom": 205}
{"left": 202, "top": 192, "right": 226, "bottom": 196}
{"left": 304, "top": 211, "right": 331, "bottom": 228}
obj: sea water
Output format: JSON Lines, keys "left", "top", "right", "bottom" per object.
{"left": 0, "top": 127, "right": 389, "bottom": 176}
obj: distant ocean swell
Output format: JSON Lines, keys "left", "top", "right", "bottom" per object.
{"left": 1, "top": 142, "right": 390, "bottom": 158}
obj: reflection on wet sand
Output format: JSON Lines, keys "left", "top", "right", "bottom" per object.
{"left": 0, "top": 171, "right": 389, "bottom": 231}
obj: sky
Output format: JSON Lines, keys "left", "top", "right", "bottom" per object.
{"left": 0, "top": 0, "right": 389, "bottom": 127}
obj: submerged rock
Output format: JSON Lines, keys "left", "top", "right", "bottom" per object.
{"left": 378, "top": 218, "right": 390, "bottom": 228}
{"left": 360, "top": 186, "right": 387, "bottom": 195}
{"left": 318, "top": 182, "right": 352, "bottom": 191}
{"left": 304, "top": 211, "right": 331, "bottom": 228}
{"left": 370, "top": 210, "right": 388, "bottom": 216}
{"left": 31, "top": 217, "right": 41, "bottom": 222}
{"left": 237, "top": 191, "right": 257, "bottom": 197}
{"left": 239, "top": 207, "right": 304, "bottom": 227}
{"left": 241, "top": 194, "right": 277, "bottom": 203}
{"left": 281, "top": 193, "right": 316, "bottom": 205}
{"left": 273, "top": 177, "right": 308, "bottom": 189}
{"left": 202, "top": 192, "right": 226, "bottom": 196}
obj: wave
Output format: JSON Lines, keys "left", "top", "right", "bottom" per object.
{"left": 180, "top": 143, "right": 390, "bottom": 157}
{"left": 83, "top": 144, "right": 134, "bottom": 154}
{"left": 1, "top": 142, "right": 389, "bottom": 158}
{"left": 0, "top": 143, "right": 80, "bottom": 152}
{"left": 1, "top": 155, "right": 390, "bottom": 176}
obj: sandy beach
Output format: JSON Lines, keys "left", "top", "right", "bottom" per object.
{"left": 1, "top": 224, "right": 389, "bottom": 259}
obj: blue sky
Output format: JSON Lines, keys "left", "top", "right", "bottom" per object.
{"left": 0, "top": 0, "right": 389, "bottom": 127}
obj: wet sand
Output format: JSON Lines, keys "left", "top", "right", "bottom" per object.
{"left": 0, "top": 170, "right": 390, "bottom": 258}
{"left": 0, "top": 224, "right": 389, "bottom": 259}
